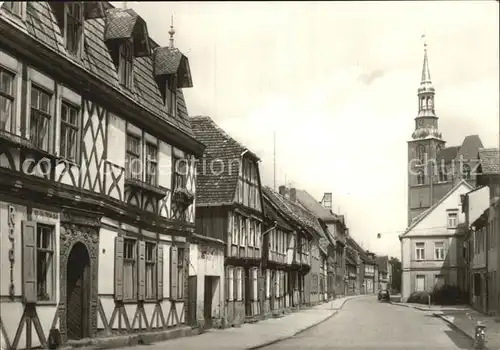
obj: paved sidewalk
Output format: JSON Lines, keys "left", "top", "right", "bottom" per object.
{"left": 434, "top": 309, "right": 500, "bottom": 349}
{"left": 391, "top": 302, "right": 470, "bottom": 312}
{"left": 131, "top": 295, "right": 365, "bottom": 350}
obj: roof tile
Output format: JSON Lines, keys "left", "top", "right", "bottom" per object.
{"left": 190, "top": 116, "right": 249, "bottom": 206}
{"left": 479, "top": 148, "right": 500, "bottom": 175}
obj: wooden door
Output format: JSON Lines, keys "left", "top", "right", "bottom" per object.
{"left": 204, "top": 276, "right": 213, "bottom": 328}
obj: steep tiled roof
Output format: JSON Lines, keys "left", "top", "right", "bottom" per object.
{"left": 262, "top": 187, "right": 327, "bottom": 253}
{"left": 1, "top": 1, "right": 194, "bottom": 137}
{"left": 437, "top": 146, "right": 460, "bottom": 162}
{"left": 457, "top": 135, "right": 484, "bottom": 160}
{"left": 478, "top": 148, "right": 500, "bottom": 175}
{"left": 263, "top": 198, "right": 294, "bottom": 231}
{"left": 346, "top": 235, "right": 366, "bottom": 261}
{"left": 295, "top": 189, "right": 339, "bottom": 223}
{"left": 190, "top": 116, "right": 258, "bottom": 206}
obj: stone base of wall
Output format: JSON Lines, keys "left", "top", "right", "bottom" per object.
{"left": 63, "top": 326, "right": 199, "bottom": 349}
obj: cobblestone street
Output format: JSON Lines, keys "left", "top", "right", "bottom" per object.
{"left": 261, "top": 297, "right": 474, "bottom": 350}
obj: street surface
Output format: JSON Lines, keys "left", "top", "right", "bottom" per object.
{"left": 261, "top": 297, "right": 474, "bottom": 350}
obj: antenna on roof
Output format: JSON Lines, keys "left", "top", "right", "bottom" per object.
{"left": 273, "top": 131, "right": 276, "bottom": 190}
{"left": 122, "top": 1, "right": 127, "bottom": 9}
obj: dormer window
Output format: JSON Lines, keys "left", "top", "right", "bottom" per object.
{"left": 50, "top": 2, "right": 84, "bottom": 57}
{"left": 65, "top": 2, "right": 84, "bottom": 56}
{"left": 165, "top": 76, "right": 177, "bottom": 117}
{"left": 119, "top": 40, "right": 134, "bottom": 89}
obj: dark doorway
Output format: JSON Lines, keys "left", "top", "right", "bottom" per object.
{"left": 204, "top": 276, "right": 214, "bottom": 328}
{"left": 187, "top": 276, "right": 197, "bottom": 327}
{"left": 66, "top": 242, "right": 90, "bottom": 340}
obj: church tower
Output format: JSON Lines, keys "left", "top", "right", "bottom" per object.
{"left": 407, "top": 41, "right": 446, "bottom": 226}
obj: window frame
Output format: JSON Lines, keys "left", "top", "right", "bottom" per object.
{"left": 64, "top": 2, "right": 84, "bottom": 57}
{"left": 0, "top": 67, "right": 16, "bottom": 134}
{"left": 144, "top": 241, "right": 157, "bottom": 301}
{"left": 165, "top": 76, "right": 177, "bottom": 117}
{"left": 228, "top": 267, "right": 234, "bottom": 301}
{"left": 59, "top": 100, "right": 80, "bottom": 162}
{"left": 122, "top": 237, "right": 137, "bottom": 301}
{"left": 126, "top": 133, "right": 142, "bottom": 181}
{"left": 145, "top": 142, "right": 158, "bottom": 186}
{"left": 462, "top": 164, "right": 471, "bottom": 180}
{"left": 434, "top": 241, "right": 445, "bottom": 260}
{"left": 415, "top": 242, "right": 425, "bottom": 261}
{"left": 30, "top": 84, "right": 53, "bottom": 152}
{"left": 447, "top": 212, "right": 458, "bottom": 229}
{"left": 119, "top": 39, "right": 134, "bottom": 89}
{"left": 35, "top": 223, "right": 56, "bottom": 303}
{"left": 173, "top": 155, "right": 187, "bottom": 190}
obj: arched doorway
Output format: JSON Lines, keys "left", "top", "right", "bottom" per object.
{"left": 66, "top": 242, "right": 91, "bottom": 340}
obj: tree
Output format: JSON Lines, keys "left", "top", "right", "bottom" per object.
{"left": 389, "top": 256, "right": 402, "bottom": 293}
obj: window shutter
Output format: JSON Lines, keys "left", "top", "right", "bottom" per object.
{"left": 114, "top": 236, "right": 124, "bottom": 301}
{"left": 170, "top": 246, "right": 178, "bottom": 300}
{"left": 22, "top": 221, "right": 37, "bottom": 304}
{"left": 157, "top": 244, "right": 164, "bottom": 300}
{"left": 138, "top": 241, "right": 146, "bottom": 300}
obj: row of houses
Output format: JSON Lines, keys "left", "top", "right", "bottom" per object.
{"left": 0, "top": 2, "right": 391, "bottom": 349}
{"left": 400, "top": 148, "right": 500, "bottom": 313}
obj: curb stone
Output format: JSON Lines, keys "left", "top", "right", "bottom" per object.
{"left": 433, "top": 313, "right": 488, "bottom": 350}
{"left": 247, "top": 295, "right": 362, "bottom": 350}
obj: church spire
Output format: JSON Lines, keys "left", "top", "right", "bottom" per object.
{"left": 412, "top": 35, "right": 441, "bottom": 140}
{"left": 419, "top": 36, "right": 434, "bottom": 94}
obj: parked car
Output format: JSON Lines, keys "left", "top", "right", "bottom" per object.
{"left": 378, "top": 289, "right": 390, "bottom": 302}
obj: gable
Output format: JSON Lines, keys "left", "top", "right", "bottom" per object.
{"left": 466, "top": 186, "right": 490, "bottom": 227}
{"left": 406, "top": 181, "right": 472, "bottom": 237}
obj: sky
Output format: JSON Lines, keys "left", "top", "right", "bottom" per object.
{"left": 115, "top": 1, "right": 499, "bottom": 258}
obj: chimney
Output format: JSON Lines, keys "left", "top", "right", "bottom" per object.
{"left": 278, "top": 185, "right": 286, "bottom": 196}
{"left": 290, "top": 188, "right": 296, "bottom": 202}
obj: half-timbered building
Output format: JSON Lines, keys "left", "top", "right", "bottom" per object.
{"left": 261, "top": 188, "right": 296, "bottom": 316}
{"left": 0, "top": 2, "right": 204, "bottom": 349}
{"left": 190, "top": 115, "right": 264, "bottom": 327}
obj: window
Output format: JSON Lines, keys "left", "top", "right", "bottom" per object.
{"left": 165, "top": 77, "right": 177, "bottom": 117}
{"left": 123, "top": 238, "right": 136, "bottom": 300}
{"left": 236, "top": 268, "right": 243, "bottom": 300}
{"left": 255, "top": 222, "right": 261, "bottom": 249}
{"left": 416, "top": 170, "right": 425, "bottom": 185}
{"left": 249, "top": 220, "right": 255, "bottom": 247}
{"left": 434, "top": 241, "right": 445, "bottom": 260}
{"left": 228, "top": 267, "right": 234, "bottom": 301}
{"left": 177, "top": 248, "right": 185, "bottom": 299}
{"left": 30, "top": 86, "right": 52, "bottom": 151}
{"left": 233, "top": 214, "right": 239, "bottom": 245}
{"left": 145, "top": 242, "right": 156, "bottom": 300}
{"left": 447, "top": 212, "right": 458, "bottom": 228}
{"left": 119, "top": 40, "right": 134, "bottom": 88}
{"left": 462, "top": 164, "right": 471, "bottom": 180}
{"left": 416, "top": 144, "right": 426, "bottom": 163}
{"left": 240, "top": 217, "right": 247, "bottom": 247}
{"left": 145, "top": 143, "right": 158, "bottom": 186}
{"left": 251, "top": 268, "right": 258, "bottom": 300}
{"left": 415, "top": 242, "right": 425, "bottom": 260}
{"left": 173, "top": 156, "right": 187, "bottom": 190}
{"left": 126, "top": 134, "right": 141, "bottom": 180}
{"left": 438, "top": 168, "right": 447, "bottom": 182}
{"left": 65, "top": 2, "right": 83, "bottom": 56}
{"left": 60, "top": 102, "right": 79, "bottom": 161}
{"left": 0, "top": 68, "right": 15, "bottom": 133}
{"left": 36, "top": 224, "right": 55, "bottom": 301}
